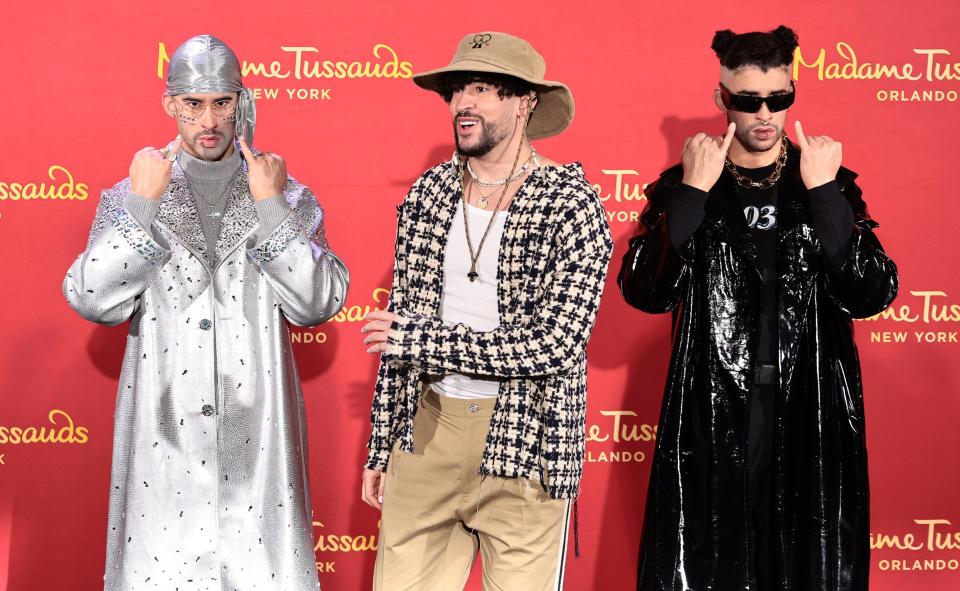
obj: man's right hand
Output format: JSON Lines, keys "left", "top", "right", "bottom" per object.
{"left": 129, "top": 136, "right": 182, "bottom": 200}
{"left": 680, "top": 122, "right": 736, "bottom": 192}
{"left": 361, "top": 468, "right": 386, "bottom": 511}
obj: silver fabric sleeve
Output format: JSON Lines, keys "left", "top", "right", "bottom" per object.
{"left": 246, "top": 184, "right": 349, "bottom": 327}
{"left": 63, "top": 186, "right": 172, "bottom": 325}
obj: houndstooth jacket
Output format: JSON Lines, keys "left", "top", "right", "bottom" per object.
{"left": 365, "top": 158, "right": 613, "bottom": 499}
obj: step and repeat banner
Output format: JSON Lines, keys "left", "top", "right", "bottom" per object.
{"left": 1, "top": 1, "right": 958, "bottom": 589}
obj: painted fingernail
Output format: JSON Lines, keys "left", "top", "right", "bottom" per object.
{"left": 378, "top": 496, "right": 384, "bottom": 504}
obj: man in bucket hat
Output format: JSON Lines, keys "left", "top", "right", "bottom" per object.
{"left": 359, "top": 32, "right": 612, "bottom": 590}
{"left": 63, "top": 34, "right": 348, "bottom": 590}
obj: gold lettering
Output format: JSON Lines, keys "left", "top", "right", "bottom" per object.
{"left": 282, "top": 46, "right": 320, "bottom": 80}
{"left": 0, "top": 409, "right": 89, "bottom": 445}
{"left": 587, "top": 411, "right": 657, "bottom": 444}
{"left": 860, "top": 290, "right": 960, "bottom": 324}
{"left": 915, "top": 49, "right": 954, "bottom": 82}
{"left": 313, "top": 520, "right": 378, "bottom": 553}
{"left": 586, "top": 424, "right": 608, "bottom": 442}
{"left": 594, "top": 170, "right": 647, "bottom": 203}
{"left": 871, "top": 531, "right": 923, "bottom": 551}
{"left": 157, "top": 42, "right": 170, "bottom": 79}
{"left": 915, "top": 519, "right": 959, "bottom": 551}
{"left": 0, "top": 166, "right": 88, "bottom": 201}
{"left": 870, "top": 519, "right": 960, "bottom": 554}
{"left": 793, "top": 46, "right": 826, "bottom": 80}
{"left": 793, "top": 42, "right": 929, "bottom": 82}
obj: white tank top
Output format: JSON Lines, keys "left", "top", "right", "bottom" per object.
{"left": 430, "top": 200, "right": 507, "bottom": 399}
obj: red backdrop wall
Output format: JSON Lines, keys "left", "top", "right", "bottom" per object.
{"left": 1, "top": 1, "right": 958, "bottom": 589}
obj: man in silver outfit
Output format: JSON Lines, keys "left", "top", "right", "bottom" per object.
{"left": 63, "top": 34, "right": 348, "bottom": 590}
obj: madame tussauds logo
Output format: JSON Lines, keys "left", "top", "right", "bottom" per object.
{"left": 157, "top": 42, "right": 413, "bottom": 102}
{"left": 0, "top": 166, "right": 89, "bottom": 202}
{"left": 859, "top": 289, "right": 960, "bottom": 345}
{"left": 591, "top": 169, "right": 647, "bottom": 225}
{"left": 873, "top": 518, "right": 960, "bottom": 572}
{"left": 585, "top": 410, "right": 657, "bottom": 463}
{"left": 312, "top": 519, "right": 378, "bottom": 574}
{"left": 0, "top": 409, "right": 89, "bottom": 465}
{"left": 793, "top": 42, "right": 960, "bottom": 103}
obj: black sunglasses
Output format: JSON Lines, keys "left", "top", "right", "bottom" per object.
{"left": 719, "top": 81, "right": 796, "bottom": 113}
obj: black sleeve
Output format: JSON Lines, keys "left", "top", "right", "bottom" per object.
{"left": 618, "top": 174, "right": 692, "bottom": 314}
{"left": 820, "top": 176, "right": 898, "bottom": 318}
{"left": 807, "top": 180, "right": 854, "bottom": 270}
{"left": 666, "top": 183, "right": 709, "bottom": 250}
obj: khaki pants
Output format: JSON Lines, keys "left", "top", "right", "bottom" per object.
{"left": 374, "top": 389, "right": 571, "bottom": 591}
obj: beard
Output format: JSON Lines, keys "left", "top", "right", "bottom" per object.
{"left": 190, "top": 129, "right": 233, "bottom": 161}
{"left": 454, "top": 114, "right": 511, "bottom": 158}
{"left": 735, "top": 121, "right": 784, "bottom": 154}
{"left": 174, "top": 118, "right": 234, "bottom": 161}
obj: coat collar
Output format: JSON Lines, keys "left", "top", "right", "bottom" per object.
{"left": 156, "top": 164, "right": 208, "bottom": 260}
{"left": 155, "top": 160, "right": 255, "bottom": 268}
{"left": 214, "top": 164, "right": 256, "bottom": 264}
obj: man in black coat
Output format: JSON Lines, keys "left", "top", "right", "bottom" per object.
{"left": 619, "top": 25, "right": 898, "bottom": 591}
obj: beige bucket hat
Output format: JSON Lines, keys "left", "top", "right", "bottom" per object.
{"left": 413, "top": 32, "right": 575, "bottom": 139}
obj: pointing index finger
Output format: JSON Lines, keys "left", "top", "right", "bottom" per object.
{"left": 166, "top": 135, "right": 182, "bottom": 162}
{"left": 794, "top": 121, "right": 809, "bottom": 150}
{"left": 721, "top": 122, "right": 736, "bottom": 152}
{"left": 237, "top": 134, "right": 256, "bottom": 161}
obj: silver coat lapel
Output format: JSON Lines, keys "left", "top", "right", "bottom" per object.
{"left": 156, "top": 165, "right": 208, "bottom": 261}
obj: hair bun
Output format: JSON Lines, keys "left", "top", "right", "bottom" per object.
{"left": 771, "top": 25, "right": 799, "bottom": 53}
{"left": 711, "top": 30, "right": 737, "bottom": 59}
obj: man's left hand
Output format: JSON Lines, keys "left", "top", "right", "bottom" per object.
{"left": 795, "top": 120, "right": 842, "bottom": 189}
{"left": 361, "top": 310, "right": 406, "bottom": 353}
{"left": 238, "top": 135, "right": 287, "bottom": 201}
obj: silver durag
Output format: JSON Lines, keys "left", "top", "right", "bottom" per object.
{"left": 166, "top": 34, "right": 256, "bottom": 145}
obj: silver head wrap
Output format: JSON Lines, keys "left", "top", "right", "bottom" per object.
{"left": 165, "top": 35, "right": 256, "bottom": 145}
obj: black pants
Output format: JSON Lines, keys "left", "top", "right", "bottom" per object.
{"left": 748, "top": 383, "right": 776, "bottom": 590}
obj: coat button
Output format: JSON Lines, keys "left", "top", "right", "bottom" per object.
{"left": 199, "top": 319, "right": 212, "bottom": 330}
{"left": 201, "top": 404, "right": 214, "bottom": 417}
{"left": 468, "top": 404, "right": 480, "bottom": 413}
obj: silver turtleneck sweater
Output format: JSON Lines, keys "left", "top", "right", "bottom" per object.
{"left": 122, "top": 147, "right": 289, "bottom": 265}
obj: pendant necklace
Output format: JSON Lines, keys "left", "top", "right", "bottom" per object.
{"left": 189, "top": 172, "right": 239, "bottom": 219}
{"left": 458, "top": 140, "right": 527, "bottom": 282}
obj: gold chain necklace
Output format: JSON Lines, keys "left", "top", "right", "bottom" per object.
{"left": 459, "top": 139, "right": 526, "bottom": 282}
{"left": 725, "top": 135, "right": 788, "bottom": 189}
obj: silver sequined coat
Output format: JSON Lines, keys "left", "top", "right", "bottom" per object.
{"left": 63, "top": 159, "right": 348, "bottom": 591}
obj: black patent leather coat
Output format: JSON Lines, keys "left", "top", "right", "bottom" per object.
{"left": 619, "top": 142, "right": 898, "bottom": 591}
